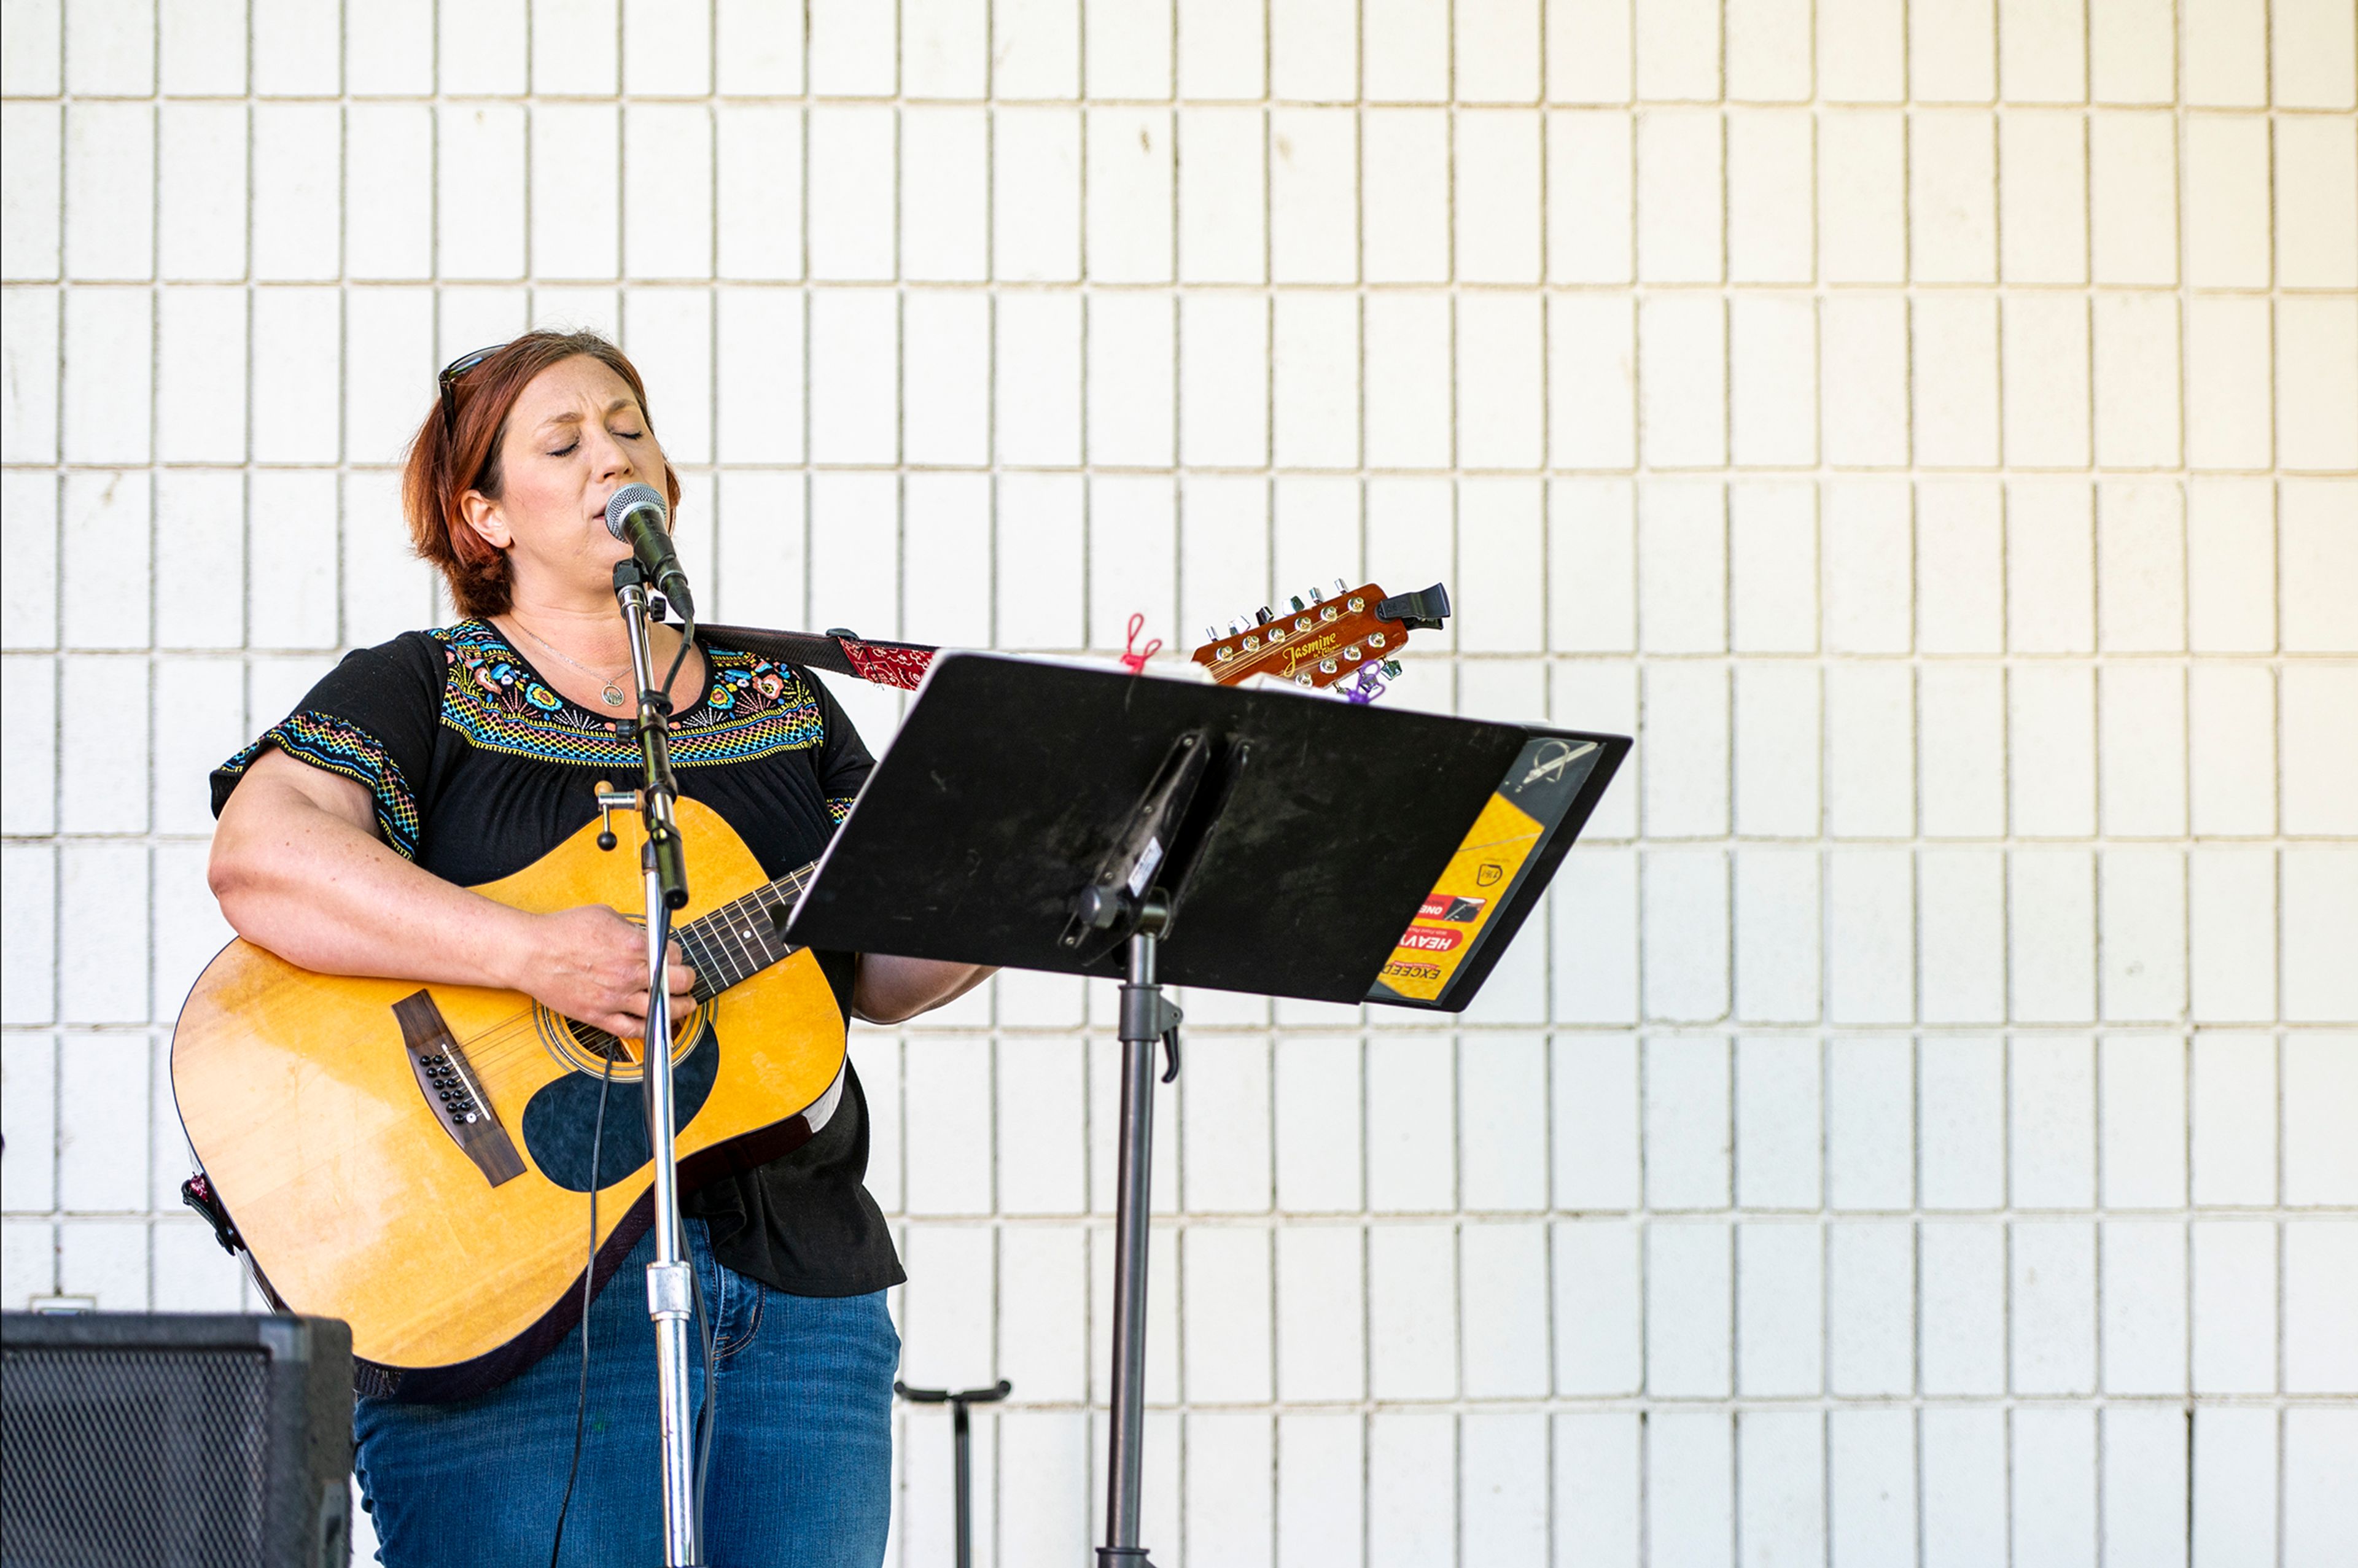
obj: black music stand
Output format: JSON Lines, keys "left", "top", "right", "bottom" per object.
{"left": 787, "top": 653, "right": 1626, "bottom": 1566}
{"left": 894, "top": 1378, "right": 1010, "bottom": 1568}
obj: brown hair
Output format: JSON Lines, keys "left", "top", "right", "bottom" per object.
{"left": 401, "top": 330, "right": 682, "bottom": 619}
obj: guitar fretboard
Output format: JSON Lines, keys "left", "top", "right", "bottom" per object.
{"left": 672, "top": 863, "right": 817, "bottom": 1000}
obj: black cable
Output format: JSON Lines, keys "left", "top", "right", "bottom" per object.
{"left": 547, "top": 1046, "right": 617, "bottom": 1568}
{"left": 660, "top": 610, "right": 696, "bottom": 709}
{"left": 690, "top": 1252, "right": 717, "bottom": 1539}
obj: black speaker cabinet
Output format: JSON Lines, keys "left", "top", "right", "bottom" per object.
{"left": 1, "top": 1312, "right": 354, "bottom": 1568}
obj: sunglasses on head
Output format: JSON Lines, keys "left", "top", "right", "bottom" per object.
{"left": 437, "top": 344, "right": 504, "bottom": 438}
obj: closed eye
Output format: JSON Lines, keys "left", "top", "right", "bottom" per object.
{"left": 548, "top": 428, "right": 643, "bottom": 457}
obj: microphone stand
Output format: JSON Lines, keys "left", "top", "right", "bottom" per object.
{"left": 613, "top": 559, "right": 701, "bottom": 1567}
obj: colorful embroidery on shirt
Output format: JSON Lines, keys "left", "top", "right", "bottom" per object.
{"left": 432, "top": 621, "right": 827, "bottom": 769}
{"left": 217, "top": 712, "right": 422, "bottom": 860}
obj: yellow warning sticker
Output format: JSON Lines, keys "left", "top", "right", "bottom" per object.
{"left": 1374, "top": 790, "right": 1546, "bottom": 1003}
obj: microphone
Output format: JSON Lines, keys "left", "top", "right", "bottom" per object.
{"left": 604, "top": 483, "right": 694, "bottom": 619}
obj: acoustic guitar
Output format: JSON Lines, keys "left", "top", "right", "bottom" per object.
{"left": 171, "top": 797, "right": 845, "bottom": 1401}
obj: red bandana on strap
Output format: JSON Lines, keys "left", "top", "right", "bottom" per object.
{"left": 695, "top": 621, "right": 941, "bottom": 691}
{"left": 839, "top": 639, "right": 936, "bottom": 691}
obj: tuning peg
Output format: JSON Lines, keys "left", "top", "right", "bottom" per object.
{"left": 1228, "top": 616, "right": 1249, "bottom": 635}
{"left": 1289, "top": 595, "right": 1305, "bottom": 612}
{"left": 1331, "top": 577, "right": 1347, "bottom": 596}
{"left": 1254, "top": 606, "right": 1274, "bottom": 624}
{"left": 1305, "top": 584, "right": 1324, "bottom": 604}
{"left": 1381, "top": 659, "right": 1403, "bottom": 678}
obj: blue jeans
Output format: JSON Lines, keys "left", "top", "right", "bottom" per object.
{"left": 354, "top": 1219, "right": 897, "bottom": 1567}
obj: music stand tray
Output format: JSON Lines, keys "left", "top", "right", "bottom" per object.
{"left": 787, "top": 653, "right": 1627, "bottom": 1011}
{"left": 785, "top": 652, "right": 1627, "bottom": 1564}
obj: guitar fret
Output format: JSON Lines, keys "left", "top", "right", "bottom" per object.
{"left": 696, "top": 920, "right": 743, "bottom": 984}
{"left": 726, "top": 893, "right": 766, "bottom": 970}
{"left": 753, "top": 886, "right": 798, "bottom": 955}
{"left": 672, "top": 860, "right": 820, "bottom": 999}
{"left": 714, "top": 923, "right": 751, "bottom": 985}
{"left": 741, "top": 893, "right": 784, "bottom": 966}
{"left": 676, "top": 930, "right": 725, "bottom": 1001}
{"left": 750, "top": 901, "right": 787, "bottom": 961}
{"left": 716, "top": 889, "right": 770, "bottom": 968}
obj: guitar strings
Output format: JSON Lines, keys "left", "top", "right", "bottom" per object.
{"left": 419, "top": 863, "right": 825, "bottom": 1094}
{"left": 426, "top": 865, "right": 818, "bottom": 1079}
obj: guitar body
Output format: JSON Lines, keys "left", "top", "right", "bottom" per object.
{"left": 171, "top": 798, "right": 848, "bottom": 1401}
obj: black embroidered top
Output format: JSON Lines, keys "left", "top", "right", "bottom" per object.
{"left": 211, "top": 619, "right": 905, "bottom": 1311}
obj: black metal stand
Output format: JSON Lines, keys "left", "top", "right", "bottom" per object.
{"left": 612, "top": 561, "right": 702, "bottom": 1566}
{"left": 894, "top": 1379, "right": 1011, "bottom": 1568}
{"left": 1099, "top": 924, "right": 1180, "bottom": 1567}
{"left": 1063, "top": 738, "right": 1206, "bottom": 1567}
{"left": 782, "top": 652, "right": 1631, "bottom": 1568}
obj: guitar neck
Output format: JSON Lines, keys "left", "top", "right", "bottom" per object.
{"left": 672, "top": 861, "right": 819, "bottom": 1000}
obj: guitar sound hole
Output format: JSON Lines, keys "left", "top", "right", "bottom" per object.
{"left": 565, "top": 1018, "right": 631, "bottom": 1062}
{"left": 562, "top": 1012, "right": 695, "bottom": 1064}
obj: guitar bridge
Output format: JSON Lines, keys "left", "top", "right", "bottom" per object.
{"left": 392, "top": 991, "right": 526, "bottom": 1188}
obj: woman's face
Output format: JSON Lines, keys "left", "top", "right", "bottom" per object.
{"left": 461, "top": 354, "right": 668, "bottom": 607}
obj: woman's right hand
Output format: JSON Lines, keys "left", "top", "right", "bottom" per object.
{"left": 517, "top": 904, "right": 699, "bottom": 1042}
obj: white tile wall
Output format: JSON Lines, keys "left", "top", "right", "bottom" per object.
{"left": 1, "top": 1, "right": 2354, "bottom": 1563}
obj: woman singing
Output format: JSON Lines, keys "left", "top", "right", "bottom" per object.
{"left": 206, "top": 330, "right": 986, "bottom": 1566}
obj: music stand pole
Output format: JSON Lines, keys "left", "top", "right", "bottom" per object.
{"left": 614, "top": 562, "right": 701, "bottom": 1567}
{"left": 1104, "top": 917, "right": 1179, "bottom": 1565}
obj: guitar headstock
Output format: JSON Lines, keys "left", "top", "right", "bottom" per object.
{"left": 1189, "top": 580, "right": 1450, "bottom": 694}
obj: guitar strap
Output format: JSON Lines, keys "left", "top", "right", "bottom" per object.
{"left": 181, "top": 1171, "right": 243, "bottom": 1257}
{"left": 181, "top": 1171, "right": 292, "bottom": 1315}
{"left": 695, "top": 621, "right": 939, "bottom": 692}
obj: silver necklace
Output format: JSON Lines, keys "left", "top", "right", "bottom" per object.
{"left": 507, "top": 618, "right": 632, "bottom": 708}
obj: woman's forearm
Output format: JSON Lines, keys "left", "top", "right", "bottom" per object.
{"left": 852, "top": 955, "right": 997, "bottom": 1025}
{"left": 214, "top": 756, "right": 989, "bottom": 1025}
{"left": 208, "top": 769, "right": 537, "bottom": 990}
